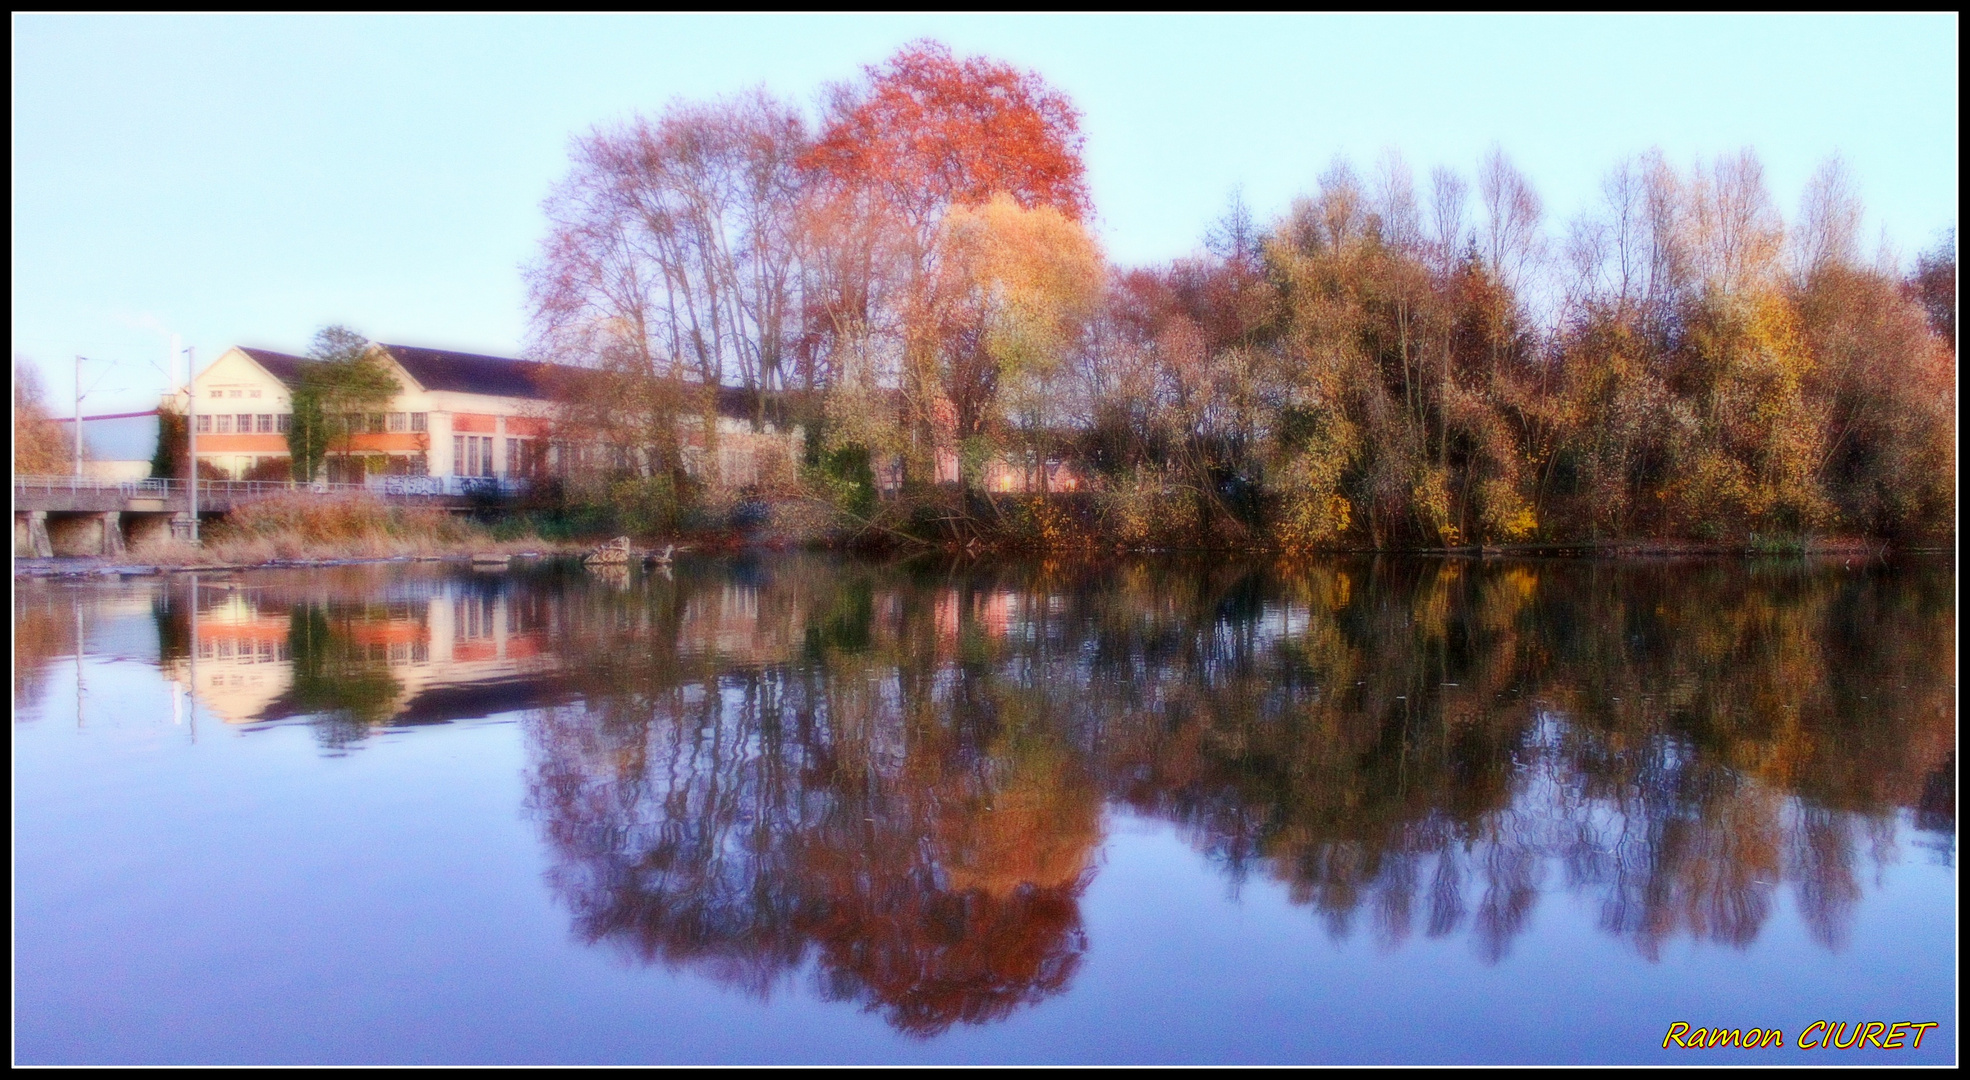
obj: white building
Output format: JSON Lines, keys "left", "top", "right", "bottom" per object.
{"left": 183, "top": 343, "right": 800, "bottom": 486}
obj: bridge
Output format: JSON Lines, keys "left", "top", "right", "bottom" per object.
{"left": 13, "top": 475, "right": 524, "bottom": 557}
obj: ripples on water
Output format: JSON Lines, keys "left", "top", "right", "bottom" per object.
{"left": 12, "top": 554, "right": 1956, "bottom": 1061}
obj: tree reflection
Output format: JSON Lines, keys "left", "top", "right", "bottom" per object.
{"left": 29, "top": 555, "right": 1949, "bottom": 1034}
{"left": 519, "top": 554, "right": 1953, "bottom": 1032}
{"left": 286, "top": 602, "right": 406, "bottom": 749}
{"left": 524, "top": 561, "right": 1100, "bottom": 1035}
{"left": 13, "top": 584, "right": 76, "bottom": 711}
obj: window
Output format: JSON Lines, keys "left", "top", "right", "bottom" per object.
{"left": 369, "top": 412, "right": 386, "bottom": 433}
{"left": 250, "top": 389, "right": 262, "bottom": 399}
{"left": 239, "top": 414, "right": 254, "bottom": 433}
{"left": 196, "top": 415, "right": 212, "bottom": 433}
{"left": 410, "top": 412, "right": 428, "bottom": 432}
{"left": 209, "top": 389, "right": 222, "bottom": 399}
{"left": 229, "top": 389, "right": 243, "bottom": 399}
{"left": 507, "top": 439, "right": 519, "bottom": 475}
{"left": 277, "top": 414, "right": 292, "bottom": 433}
{"left": 454, "top": 435, "right": 465, "bottom": 475}
{"left": 345, "top": 413, "right": 364, "bottom": 434}
{"left": 216, "top": 415, "right": 233, "bottom": 434}
{"left": 257, "top": 414, "right": 274, "bottom": 433}
{"left": 482, "top": 437, "right": 494, "bottom": 477}
{"left": 386, "top": 412, "right": 407, "bottom": 433}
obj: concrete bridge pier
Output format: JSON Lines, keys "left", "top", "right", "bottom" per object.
{"left": 17, "top": 508, "right": 54, "bottom": 555}
{"left": 40, "top": 512, "right": 129, "bottom": 558}
{"left": 124, "top": 512, "right": 179, "bottom": 550}
{"left": 17, "top": 511, "right": 55, "bottom": 558}
{"left": 100, "top": 512, "right": 127, "bottom": 557}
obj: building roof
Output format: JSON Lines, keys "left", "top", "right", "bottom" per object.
{"left": 237, "top": 347, "right": 311, "bottom": 387}
{"left": 234, "top": 343, "right": 801, "bottom": 424}
{"left": 375, "top": 344, "right": 559, "bottom": 400}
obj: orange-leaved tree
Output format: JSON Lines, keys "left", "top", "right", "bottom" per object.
{"left": 803, "top": 41, "right": 1092, "bottom": 486}
{"left": 13, "top": 361, "right": 73, "bottom": 476}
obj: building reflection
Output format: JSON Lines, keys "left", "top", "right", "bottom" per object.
{"left": 152, "top": 570, "right": 565, "bottom": 738}
{"left": 27, "top": 554, "right": 1953, "bottom": 1035}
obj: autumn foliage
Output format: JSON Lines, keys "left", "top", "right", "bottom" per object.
{"left": 526, "top": 41, "right": 1956, "bottom": 550}
{"left": 803, "top": 41, "right": 1090, "bottom": 225}
{"left": 12, "top": 364, "right": 73, "bottom": 476}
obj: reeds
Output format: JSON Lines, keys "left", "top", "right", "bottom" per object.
{"left": 127, "top": 493, "right": 555, "bottom": 564}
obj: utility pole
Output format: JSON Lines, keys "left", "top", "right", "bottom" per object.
{"left": 74, "top": 355, "right": 85, "bottom": 477}
{"left": 188, "top": 574, "right": 199, "bottom": 741}
{"left": 186, "top": 346, "right": 199, "bottom": 543}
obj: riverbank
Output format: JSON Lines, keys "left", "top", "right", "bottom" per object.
{"left": 18, "top": 535, "right": 1938, "bottom": 580}
{"left": 10, "top": 550, "right": 579, "bottom": 579}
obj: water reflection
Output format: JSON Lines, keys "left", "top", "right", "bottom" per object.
{"left": 20, "top": 555, "right": 1954, "bottom": 1036}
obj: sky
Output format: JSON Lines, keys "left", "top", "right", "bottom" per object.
{"left": 12, "top": 13, "right": 1959, "bottom": 416}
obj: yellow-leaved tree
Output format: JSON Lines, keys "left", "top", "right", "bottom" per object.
{"left": 932, "top": 193, "right": 1105, "bottom": 491}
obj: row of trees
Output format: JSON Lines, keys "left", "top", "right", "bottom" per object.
{"left": 523, "top": 41, "right": 1952, "bottom": 547}
{"left": 1075, "top": 156, "right": 1954, "bottom": 547}
{"left": 527, "top": 42, "right": 1106, "bottom": 502}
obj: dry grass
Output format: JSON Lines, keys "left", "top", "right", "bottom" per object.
{"left": 126, "top": 493, "right": 565, "bottom": 565}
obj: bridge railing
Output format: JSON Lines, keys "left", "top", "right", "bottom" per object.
{"left": 14, "top": 474, "right": 530, "bottom": 502}
{"left": 14, "top": 474, "right": 182, "bottom": 499}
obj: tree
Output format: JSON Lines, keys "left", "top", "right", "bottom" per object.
{"left": 287, "top": 326, "right": 400, "bottom": 482}
{"left": 804, "top": 40, "right": 1090, "bottom": 231}
{"left": 1793, "top": 156, "right": 1863, "bottom": 282}
{"left": 1908, "top": 228, "right": 1956, "bottom": 346}
{"left": 1477, "top": 146, "right": 1544, "bottom": 299}
{"left": 804, "top": 40, "right": 1092, "bottom": 484}
{"left": 151, "top": 402, "right": 187, "bottom": 480}
{"left": 931, "top": 194, "right": 1104, "bottom": 487}
{"left": 528, "top": 90, "right": 810, "bottom": 485}
{"left": 12, "top": 361, "right": 72, "bottom": 475}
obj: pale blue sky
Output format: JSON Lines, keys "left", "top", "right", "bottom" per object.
{"left": 12, "top": 13, "right": 1958, "bottom": 415}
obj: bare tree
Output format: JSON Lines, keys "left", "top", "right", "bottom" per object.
{"left": 528, "top": 89, "right": 812, "bottom": 482}
{"left": 1315, "top": 157, "right": 1368, "bottom": 250}
{"left": 1478, "top": 145, "right": 1545, "bottom": 297}
{"left": 1205, "top": 187, "right": 1261, "bottom": 265}
{"left": 1428, "top": 166, "right": 1470, "bottom": 275}
{"left": 1373, "top": 149, "right": 1422, "bottom": 253}
{"left": 1688, "top": 148, "right": 1783, "bottom": 296}
{"left": 1793, "top": 155, "right": 1863, "bottom": 281}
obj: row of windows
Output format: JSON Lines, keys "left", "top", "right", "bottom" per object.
{"left": 195, "top": 639, "right": 429, "bottom": 664}
{"left": 449, "top": 437, "right": 546, "bottom": 477}
{"left": 209, "top": 387, "right": 263, "bottom": 399}
{"left": 344, "top": 412, "right": 429, "bottom": 433}
{"left": 196, "top": 639, "right": 290, "bottom": 662}
{"left": 196, "top": 414, "right": 292, "bottom": 434}
{"left": 192, "top": 413, "right": 430, "bottom": 435}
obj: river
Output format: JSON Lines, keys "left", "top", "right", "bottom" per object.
{"left": 12, "top": 553, "right": 1956, "bottom": 1063}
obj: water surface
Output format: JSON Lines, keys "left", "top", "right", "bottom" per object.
{"left": 13, "top": 554, "right": 1956, "bottom": 1063}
